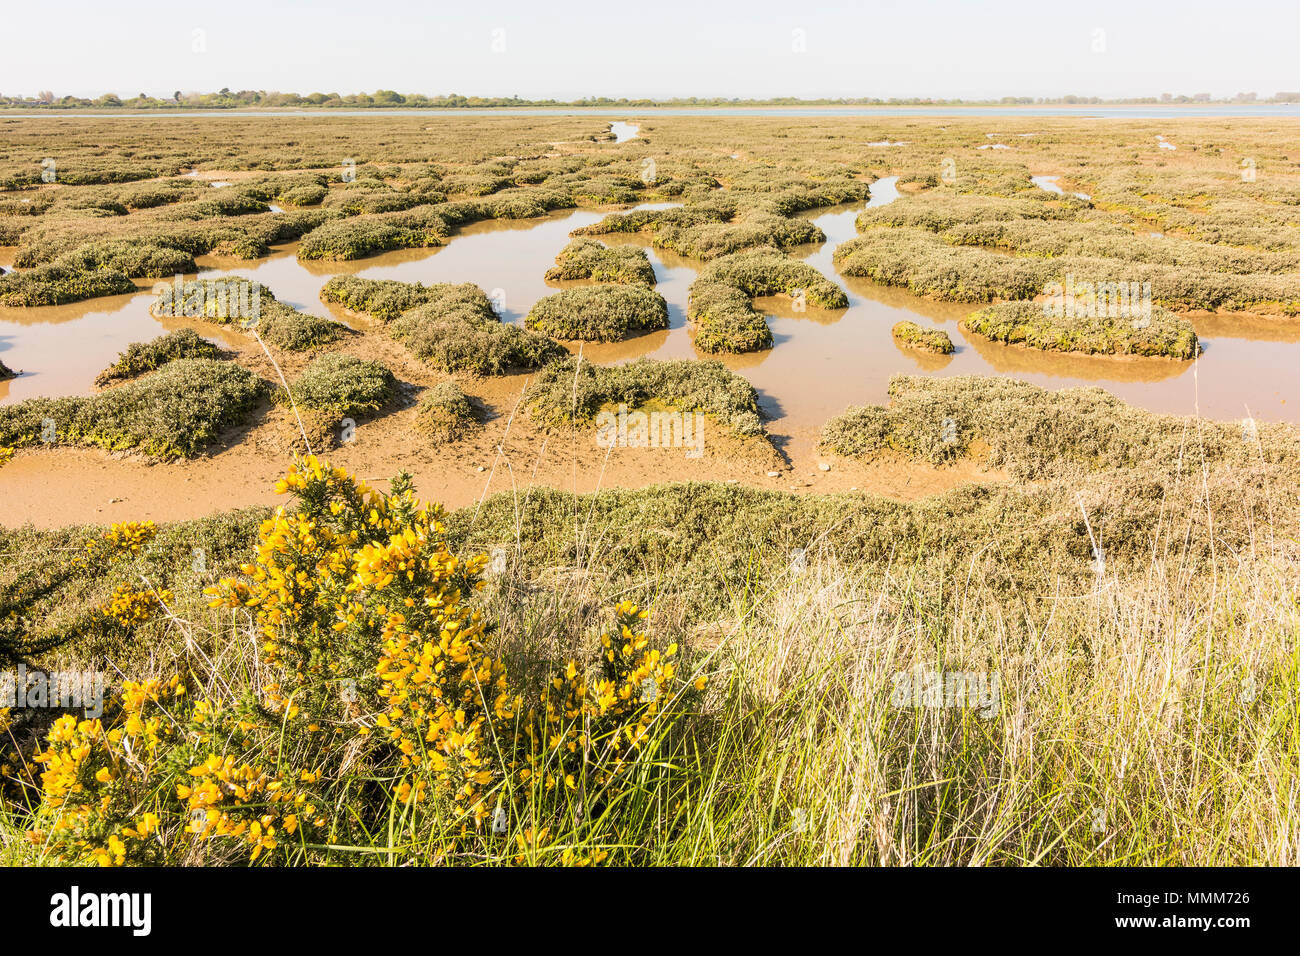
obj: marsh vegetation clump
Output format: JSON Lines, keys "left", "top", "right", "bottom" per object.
{"left": 527, "top": 356, "right": 765, "bottom": 438}
{"left": 43, "top": 238, "right": 196, "bottom": 278}
{"left": 545, "top": 238, "right": 656, "bottom": 286}
{"left": 415, "top": 381, "right": 482, "bottom": 443}
{"left": 575, "top": 195, "right": 826, "bottom": 260}
{"left": 285, "top": 353, "right": 397, "bottom": 418}
{"left": 891, "top": 321, "right": 954, "bottom": 354}
{"left": 279, "top": 183, "right": 328, "bottom": 207}
{"left": 841, "top": 189, "right": 1300, "bottom": 314}
{"left": 685, "top": 280, "right": 772, "bottom": 353}
{"left": 320, "top": 275, "right": 457, "bottom": 321}
{"left": 0, "top": 358, "right": 267, "bottom": 457}
{"left": 296, "top": 205, "right": 449, "bottom": 260}
{"left": 0, "top": 263, "right": 138, "bottom": 306}
{"left": 820, "top": 375, "right": 1293, "bottom": 478}
{"left": 94, "top": 329, "right": 223, "bottom": 386}
{"left": 962, "top": 301, "right": 1199, "bottom": 359}
{"left": 149, "top": 279, "right": 347, "bottom": 351}
{"left": 322, "top": 275, "right": 565, "bottom": 373}
{"left": 525, "top": 285, "right": 669, "bottom": 342}
{"left": 701, "top": 248, "right": 848, "bottom": 308}
{"left": 685, "top": 248, "right": 847, "bottom": 353}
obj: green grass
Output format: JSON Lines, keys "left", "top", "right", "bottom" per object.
{"left": 0, "top": 358, "right": 267, "bottom": 457}
{"left": 525, "top": 285, "right": 669, "bottom": 341}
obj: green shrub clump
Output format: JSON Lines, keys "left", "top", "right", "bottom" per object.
{"left": 545, "top": 239, "right": 656, "bottom": 286}
{"left": 0, "top": 264, "right": 137, "bottom": 306}
{"left": 415, "top": 381, "right": 481, "bottom": 442}
{"left": 0, "top": 358, "right": 267, "bottom": 457}
{"left": 891, "top": 321, "right": 954, "bottom": 354}
{"left": 95, "top": 329, "right": 223, "bottom": 386}
{"left": 285, "top": 354, "right": 397, "bottom": 417}
{"left": 527, "top": 356, "right": 765, "bottom": 438}
{"left": 323, "top": 276, "right": 566, "bottom": 374}
{"left": 525, "top": 285, "right": 669, "bottom": 342}
{"left": 819, "top": 375, "right": 1292, "bottom": 479}
{"left": 150, "top": 279, "right": 347, "bottom": 351}
{"left": 296, "top": 206, "right": 449, "bottom": 260}
{"left": 962, "top": 301, "right": 1199, "bottom": 359}
{"left": 685, "top": 247, "right": 847, "bottom": 353}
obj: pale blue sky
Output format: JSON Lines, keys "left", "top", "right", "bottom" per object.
{"left": 2, "top": 0, "right": 1295, "bottom": 100}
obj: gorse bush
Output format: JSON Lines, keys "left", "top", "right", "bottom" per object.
{"left": 95, "top": 329, "right": 224, "bottom": 386}
{"left": 525, "top": 285, "right": 669, "bottom": 342}
{"left": 0, "top": 358, "right": 268, "bottom": 458}
{"left": 16, "top": 459, "right": 705, "bottom": 865}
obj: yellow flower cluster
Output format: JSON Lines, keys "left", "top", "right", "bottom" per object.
{"left": 176, "top": 755, "right": 317, "bottom": 862}
{"left": 524, "top": 600, "right": 704, "bottom": 793}
{"left": 99, "top": 583, "right": 173, "bottom": 628}
{"left": 80, "top": 520, "right": 158, "bottom": 567}
{"left": 29, "top": 677, "right": 182, "bottom": 866}
{"left": 377, "top": 613, "right": 519, "bottom": 823}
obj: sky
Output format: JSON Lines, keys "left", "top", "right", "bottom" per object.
{"left": 1, "top": 0, "right": 1296, "bottom": 101}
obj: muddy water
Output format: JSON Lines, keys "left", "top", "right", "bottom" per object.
{"left": 3, "top": 175, "right": 1300, "bottom": 461}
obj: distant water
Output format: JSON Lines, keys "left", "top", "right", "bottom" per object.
{"left": 7, "top": 106, "right": 1300, "bottom": 119}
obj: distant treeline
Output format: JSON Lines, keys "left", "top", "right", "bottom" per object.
{"left": 3, "top": 89, "right": 1300, "bottom": 110}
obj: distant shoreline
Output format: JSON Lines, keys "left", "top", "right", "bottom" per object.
{"left": 4, "top": 104, "right": 1300, "bottom": 119}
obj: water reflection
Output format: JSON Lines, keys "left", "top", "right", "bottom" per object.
{"left": 609, "top": 122, "right": 640, "bottom": 143}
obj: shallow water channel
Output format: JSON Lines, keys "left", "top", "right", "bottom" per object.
{"left": 2, "top": 174, "right": 1299, "bottom": 453}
